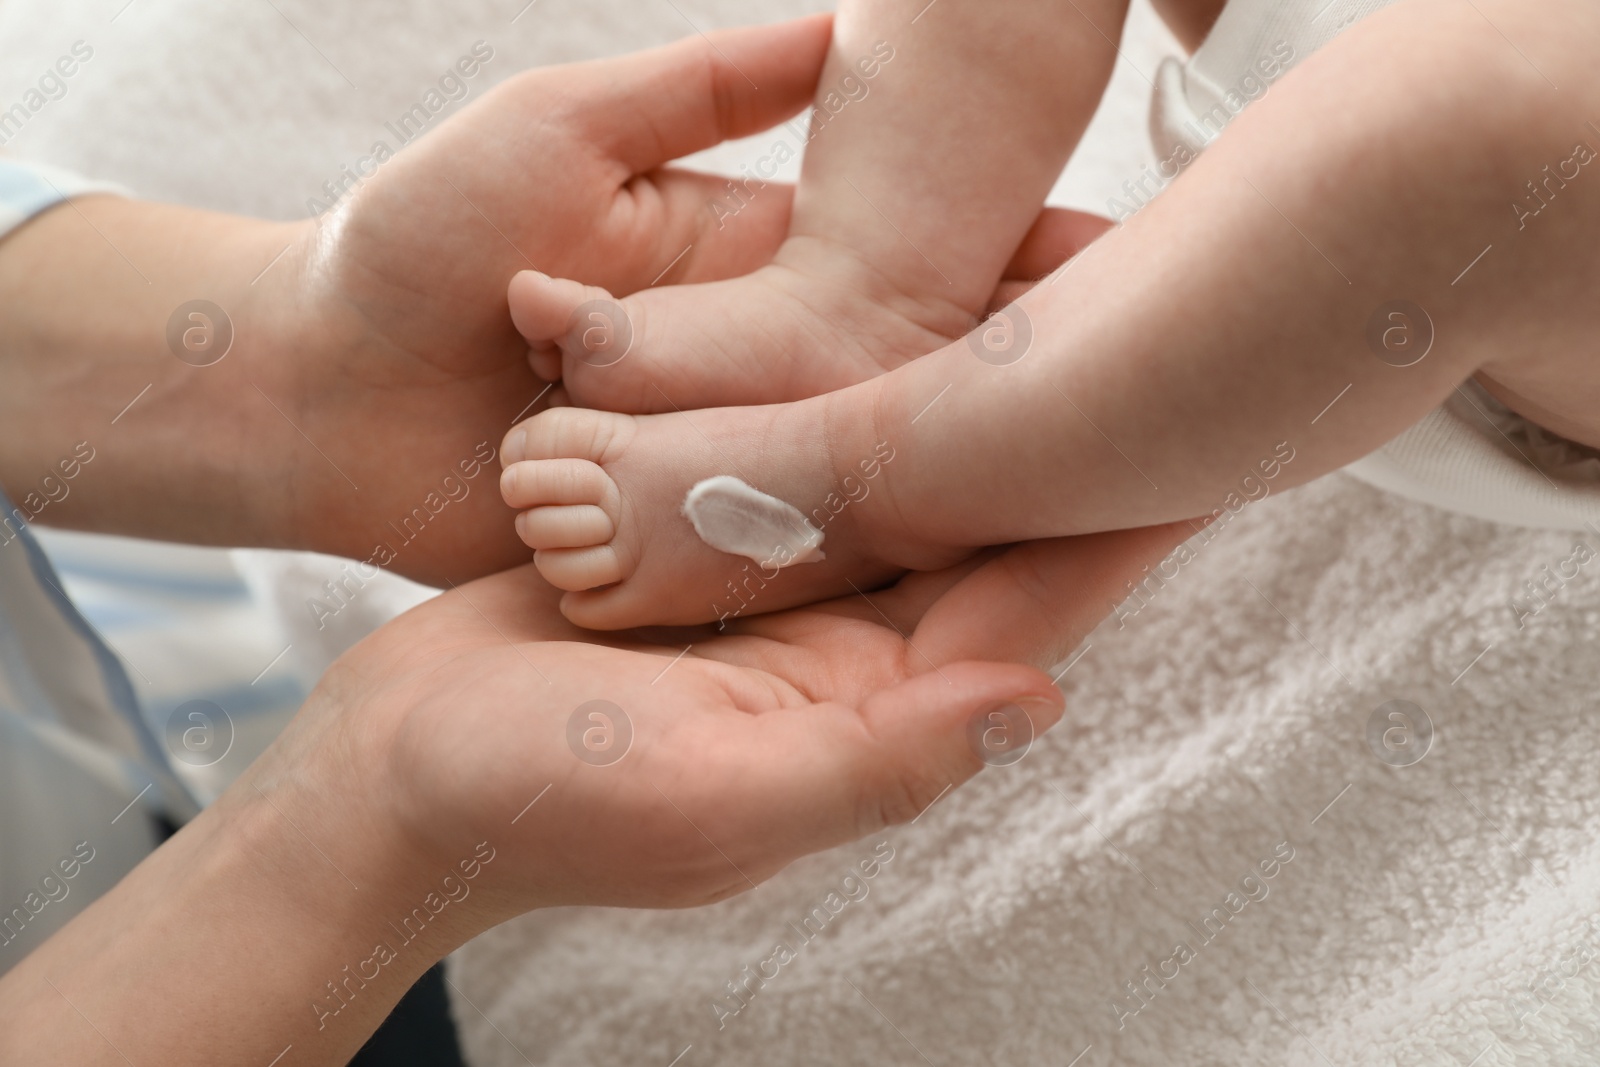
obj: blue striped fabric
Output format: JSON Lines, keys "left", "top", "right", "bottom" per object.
{"left": 0, "top": 491, "right": 197, "bottom": 972}
{"left": 0, "top": 158, "right": 123, "bottom": 236}
{"left": 0, "top": 161, "right": 174, "bottom": 970}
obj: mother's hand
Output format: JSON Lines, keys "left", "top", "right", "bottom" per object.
{"left": 0, "top": 519, "right": 1187, "bottom": 1066}
{"left": 274, "top": 16, "right": 1113, "bottom": 586}
{"left": 274, "top": 18, "right": 834, "bottom": 584}
{"left": 297, "top": 521, "right": 1191, "bottom": 919}
{"left": 0, "top": 16, "right": 1109, "bottom": 576}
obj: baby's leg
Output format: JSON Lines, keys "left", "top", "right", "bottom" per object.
{"left": 515, "top": 0, "right": 1129, "bottom": 412}
{"left": 503, "top": 0, "right": 1600, "bottom": 628}
{"left": 860, "top": 0, "right": 1600, "bottom": 542}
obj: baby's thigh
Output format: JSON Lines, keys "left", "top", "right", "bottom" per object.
{"left": 1292, "top": 1, "right": 1598, "bottom": 286}
{"left": 1324, "top": 0, "right": 1600, "bottom": 444}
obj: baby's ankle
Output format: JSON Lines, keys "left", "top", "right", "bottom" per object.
{"left": 773, "top": 233, "right": 981, "bottom": 344}
{"left": 805, "top": 383, "right": 949, "bottom": 569}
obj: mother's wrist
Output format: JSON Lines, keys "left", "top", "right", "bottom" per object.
{"left": 264, "top": 665, "right": 519, "bottom": 944}
{"left": 0, "top": 680, "right": 479, "bottom": 1066}
{"left": 209, "top": 686, "right": 499, "bottom": 999}
{"left": 127, "top": 206, "right": 333, "bottom": 553}
{"left": 0, "top": 197, "right": 324, "bottom": 549}
{"left": 231, "top": 217, "right": 339, "bottom": 545}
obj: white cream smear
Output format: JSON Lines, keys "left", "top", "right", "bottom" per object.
{"left": 682, "top": 476, "right": 825, "bottom": 568}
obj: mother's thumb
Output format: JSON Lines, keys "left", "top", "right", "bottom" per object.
{"left": 851, "top": 662, "right": 1064, "bottom": 830}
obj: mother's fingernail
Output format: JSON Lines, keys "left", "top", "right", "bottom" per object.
{"left": 967, "top": 698, "right": 1055, "bottom": 767}
{"left": 1016, "top": 694, "right": 1064, "bottom": 730}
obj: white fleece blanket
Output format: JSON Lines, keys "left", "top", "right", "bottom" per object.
{"left": 5, "top": 1, "right": 1598, "bottom": 1064}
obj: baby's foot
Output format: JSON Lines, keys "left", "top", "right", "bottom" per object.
{"left": 498, "top": 395, "right": 965, "bottom": 630}
{"left": 509, "top": 237, "right": 975, "bottom": 413}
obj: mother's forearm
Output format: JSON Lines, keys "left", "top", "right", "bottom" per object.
{"left": 0, "top": 691, "right": 479, "bottom": 1066}
{"left": 0, "top": 196, "right": 317, "bottom": 548}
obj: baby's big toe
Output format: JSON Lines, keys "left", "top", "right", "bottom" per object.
{"left": 507, "top": 271, "right": 633, "bottom": 370}
{"left": 509, "top": 271, "right": 582, "bottom": 342}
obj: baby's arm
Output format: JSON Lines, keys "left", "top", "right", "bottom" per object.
{"left": 511, "top": 2, "right": 1130, "bottom": 412}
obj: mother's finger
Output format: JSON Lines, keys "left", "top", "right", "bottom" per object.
{"left": 840, "top": 548, "right": 1007, "bottom": 634}
{"left": 701, "top": 661, "right": 1063, "bottom": 880}
{"left": 428, "top": 561, "right": 591, "bottom": 644}
{"left": 911, "top": 522, "right": 1200, "bottom": 670}
{"left": 558, "top": 14, "right": 833, "bottom": 175}
{"left": 1003, "top": 206, "right": 1113, "bottom": 281}
{"left": 629, "top": 169, "right": 797, "bottom": 291}
{"left": 985, "top": 207, "right": 1113, "bottom": 313}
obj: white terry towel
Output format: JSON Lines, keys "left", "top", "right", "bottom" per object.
{"left": 452, "top": 471, "right": 1600, "bottom": 1067}
{"left": 2, "top": 1, "right": 1597, "bottom": 1064}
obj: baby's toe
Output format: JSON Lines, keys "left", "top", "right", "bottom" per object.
{"left": 500, "top": 458, "right": 616, "bottom": 509}
{"left": 501, "top": 458, "right": 622, "bottom": 562}
{"left": 508, "top": 271, "right": 603, "bottom": 346}
{"left": 536, "top": 545, "right": 627, "bottom": 592}
{"left": 527, "top": 344, "right": 563, "bottom": 383}
{"left": 514, "top": 505, "right": 614, "bottom": 549}
{"left": 507, "top": 270, "right": 633, "bottom": 370}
